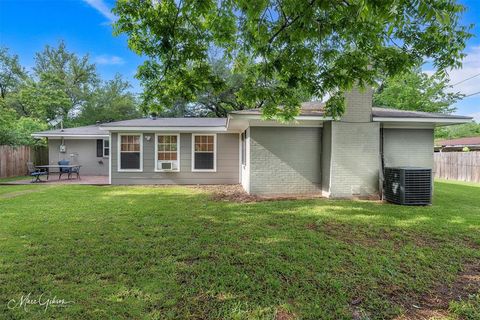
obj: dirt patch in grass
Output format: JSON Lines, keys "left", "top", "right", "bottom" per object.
{"left": 275, "top": 308, "right": 296, "bottom": 320}
{"left": 192, "top": 184, "right": 324, "bottom": 203}
{"left": 394, "top": 261, "right": 480, "bottom": 320}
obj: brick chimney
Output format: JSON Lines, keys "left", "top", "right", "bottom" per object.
{"left": 341, "top": 86, "right": 373, "bottom": 123}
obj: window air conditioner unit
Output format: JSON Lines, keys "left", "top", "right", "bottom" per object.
{"left": 161, "top": 162, "right": 173, "bottom": 170}
{"left": 157, "top": 160, "right": 177, "bottom": 171}
{"left": 384, "top": 167, "right": 432, "bottom": 205}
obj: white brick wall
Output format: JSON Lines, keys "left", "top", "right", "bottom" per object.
{"left": 342, "top": 86, "right": 373, "bottom": 123}
{"left": 249, "top": 127, "right": 322, "bottom": 195}
{"left": 383, "top": 129, "right": 434, "bottom": 169}
{"left": 328, "top": 122, "right": 380, "bottom": 197}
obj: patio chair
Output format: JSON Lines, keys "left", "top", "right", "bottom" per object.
{"left": 27, "top": 162, "right": 48, "bottom": 183}
{"left": 58, "top": 160, "right": 81, "bottom": 180}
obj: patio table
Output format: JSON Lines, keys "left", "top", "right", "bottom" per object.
{"left": 35, "top": 165, "right": 82, "bottom": 181}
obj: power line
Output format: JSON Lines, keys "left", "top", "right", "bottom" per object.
{"left": 464, "top": 91, "right": 480, "bottom": 98}
{"left": 451, "top": 72, "right": 480, "bottom": 87}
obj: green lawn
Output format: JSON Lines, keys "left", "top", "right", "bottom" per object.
{"left": 0, "top": 181, "right": 479, "bottom": 319}
{"left": 0, "top": 175, "right": 30, "bottom": 183}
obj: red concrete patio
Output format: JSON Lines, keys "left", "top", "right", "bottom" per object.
{"left": 1, "top": 176, "right": 109, "bottom": 185}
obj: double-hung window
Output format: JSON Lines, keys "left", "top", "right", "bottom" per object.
{"left": 103, "top": 139, "right": 110, "bottom": 157}
{"left": 118, "top": 134, "right": 142, "bottom": 171}
{"left": 192, "top": 134, "right": 216, "bottom": 172}
{"left": 156, "top": 134, "right": 180, "bottom": 172}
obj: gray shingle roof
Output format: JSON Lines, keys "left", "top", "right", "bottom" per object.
{"left": 231, "top": 104, "right": 473, "bottom": 120}
{"left": 372, "top": 107, "right": 472, "bottom": 119}
{"left": 33, "top": 125, "right": 108, "bottom": 136}
{"left": 33, "top": 106, "right": 472, "bottom": 138}
{"left": 100, "top": 117, "right": 227, "bottom": 128}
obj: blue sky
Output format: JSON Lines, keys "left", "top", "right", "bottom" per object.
{"left": 0, "top": 0, "right": 478, "bottom": 120}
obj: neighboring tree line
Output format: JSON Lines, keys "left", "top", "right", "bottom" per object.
{"left": 0, "top": 42, "right": 141, "bottom": 146}
{"left": 374, "top": 67, "right": 479, "bottom": 139}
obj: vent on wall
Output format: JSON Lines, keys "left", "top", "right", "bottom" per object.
{"left": 384, "top": 167, "right": 432, "bottom": 205}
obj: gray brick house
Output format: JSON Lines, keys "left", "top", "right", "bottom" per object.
{"left": 33, "top": 88, "right": 472, "bottom": 198}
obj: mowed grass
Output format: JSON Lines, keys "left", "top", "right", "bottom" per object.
{"left": 0, "top": 181, "right": 479, "bottom": 319}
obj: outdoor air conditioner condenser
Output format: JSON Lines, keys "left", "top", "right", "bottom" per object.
{"left": 384, "top": 167, "right": 432, "bottom": 205}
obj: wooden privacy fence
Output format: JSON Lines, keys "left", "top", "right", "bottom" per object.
{"left": 0, "top": 145, "right": 48, "bottom": 178}
{"left": 434, "top": 151, "right": 480, "bottom": 183}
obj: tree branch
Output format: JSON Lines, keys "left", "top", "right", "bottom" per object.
{"left": 268, "top": 0, "right": 316, "bottom": 44}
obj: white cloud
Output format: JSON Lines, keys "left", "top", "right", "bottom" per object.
{"left": 446, "top": 46, "right": 480, "bottom": 96}
{"left": 425, "top": 46, "right": 480, "bottom": 96}
{"left": 94, "top": 55, "right": 125, "bottom": 65}
{"left": 449, "top": 46, "right": 480, "bottom": 95}
{"left": 468, "top": 112, "right": 480, "bottom": 122}
{"left": 83, "top": 0, "right": 116, "bottom": 22}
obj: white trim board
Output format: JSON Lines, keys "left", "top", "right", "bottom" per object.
{"left": 32, "top": 134, "right": 109, "bottom": 139}
{"left": 373, "top": 117, "right": 471, "bottom": 124}
{"left": 100, "top": 126, "right": 227, "bottom": 132}
{"left": 108, "top": 133, "right": 112, "bottom": 185}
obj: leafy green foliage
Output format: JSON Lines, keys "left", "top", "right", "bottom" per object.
{"left": 155, "top": 58, "right": 312, "bottom": 118}
{"left": 0, "top": 47, "right": 28, "bottom": 98}
{"left": 32, "top": 41, "right": 99, "bottom": 119}
{"left": 435, "top": 121, "right": 480, "bottom": 139}
{"left": 0, "top": 43, "right": 141, "bottom": 146}
{"left": 374, "top": 67, "right": 463, "bottom": 113}
{"left": 113, "top": 0, "right": 471, "bottom": 119}
{"left": 0, "top": 103, "right": 47, "bottom": 146}
{"left": 74, "top": 74, "right": 141, "bottom": 126}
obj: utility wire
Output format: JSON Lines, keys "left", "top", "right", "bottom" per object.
{"left": 464, "top": 91, "right": 480, "bottom": 98}
{"left": 450, "top": 72, "right": 480, "bottom": 87}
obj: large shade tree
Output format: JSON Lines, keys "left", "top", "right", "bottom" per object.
{"left": 374, "top": 67, "right": 464, "bottom": 114}
{"left": 0, "top": 44, "right": 141, "bottom": 145}
{"left": 33, "top": 41, "right": 99, "bottom": 119}
{"left": 113, "top": 0, "right": 471, "bottom": 120}
{"left": 75, "top": 74, "right": 142, "bottom": 125}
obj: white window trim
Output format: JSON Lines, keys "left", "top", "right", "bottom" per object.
{"left": 117, "top": 133, "right": 143, "bottom": 172}
{"left": 154, "top": 133, "right": 180, "bottom": 172}
{"left": 191, "top": 133, "right": 217, "bottom": 172}
{"left": 103, "top": 139, "right": 110, "bottom": 158}
{"left": 108, "top": 133, "right": 112, "bottom": 184}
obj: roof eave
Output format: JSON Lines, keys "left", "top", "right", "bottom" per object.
{"left": 31, "top": 133, "right": 109, "bottom": 139}
{"left": 373, "top": 117, "right": 472, "bottom": 126}
{"left": 228, "top": 114, "right": 332, "bottom": 121}
{"left": 99, "top": 126, "right": 228, "bottom": 132}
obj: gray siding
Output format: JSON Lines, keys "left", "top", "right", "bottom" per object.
{"left": 48, "top": 139, "right": 109, "bottom": 176}
{"left": 328, "top": 122, "right": 380, "bottom": 197}
{"left": 111, "top": 132, "right": 239, "bottom": 184}
{"left": 249, "top": 127, "right": 322, "bottom": 195}
{"left": 383, "top": 129, "right": 434, "bottom": 169}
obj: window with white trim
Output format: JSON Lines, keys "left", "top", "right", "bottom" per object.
{"left": 192, "top": 134, "right": 216, "bottom": 171}
{"left": 103, "top": 139, "right": 110, "bottom": 157}
{"left": 156, "top": 134, "right": 180, "bottom": 171}
{"left": 119, "top": 134, "right": 142, "bottom": 171}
